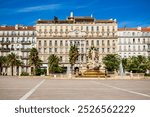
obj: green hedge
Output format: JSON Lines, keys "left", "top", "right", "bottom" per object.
{"left": 20, "top": 72, "right": 29, "bottom": 76}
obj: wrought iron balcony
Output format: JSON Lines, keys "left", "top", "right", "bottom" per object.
{"left": 147, "top": 49, "right": 150, "bottom": 52}
{"left": 11, "top": 48, "right": 15, "bottom": 51}
{"left": 21, "top": 48, "right": 30, "bottom": 52}
{"left": 0, "top": 48, "right": 11, "bottom": 52}
{"left": 0, "top": 41, "right": 11, "bottom": 45}
{"left": 21, "top": 56, "right": 29, "bottom": 60}
{"left": 21, "top": 41, "right": 31, "bottom": 45}
{"left": 22, "top": 64, "right": 30, "bottom": 67}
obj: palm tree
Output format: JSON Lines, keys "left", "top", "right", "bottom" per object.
{"left": 0, "top": 56, "right": 7, "bottom": 75}
{"left": 29, "top": 48, "right": 42, "bottom": 75}
{"left": 16, "top": 59, "right": 24, "bottom": 76}
{"left": 48, "top": 54, "right": 62, "bottom": 73}
{"left": 3, "top": 56, "right": 9, "bottom": 75}
{"left": 69, "top": 45, "right": 79, "bottom": 73}
{"left": 7, "top": 53, "right": 19, "bottom": 76}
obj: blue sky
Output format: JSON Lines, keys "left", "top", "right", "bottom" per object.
{"left": 0, "top": 0, "right": 150, "bottom": 27}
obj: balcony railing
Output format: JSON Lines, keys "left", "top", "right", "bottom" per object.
{"left": 147, "top": 49, "right": 150, "bottom": 52}
{"left": 22, "top": 64, "right": 30, "bottom": 67}
{"left": 0, "top": 48, "right": 11, "bottom": 52}
{"left": 0, "top": 41, "right": 11, "bottom": 45}
{"left": 21, "top": 48, "right": 30, "bottom": 52}
{"left": 11, "top": 48, "right": 15, "bottom": 51}
{"left": 21, "top": 56, "right": 29, "bottom": 60}
{"left": 21, "top": 41, "right": 31, "bottom": 45}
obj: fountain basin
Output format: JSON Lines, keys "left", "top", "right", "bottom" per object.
{"left": 78, "top": 69, "right": 106, "bottom": 78}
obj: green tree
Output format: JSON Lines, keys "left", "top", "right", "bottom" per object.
{"left": 29, "top": 48, "right": 42, "bottom": 75}
{"left": 48, "top": 54, "right": 62, "bottom": 73}
{"left": 127, "top": 55, "right": 147, "bottom": 73}
{"left": 7, "top": 53, "right": 19, "bottom": 76}
{"left": 16, "top": 59, "right": 23, "bottom": 67}
{"left": 137, "top": 55, "right": 147, "bottom": 73}
{"left": 102, "top": 54, "right": 121, "bottom": 72}
{"left": 0, "top": 56, "right": 7, "bottom": 75}
{"left": 69, "top": 45, "right": 79, "bottom": 72}
{"left": 147, "top": 56, "right": 150, "bottom": 71}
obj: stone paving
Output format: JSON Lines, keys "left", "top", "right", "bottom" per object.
{"left": 0, "top": 76, "right": 150, "bottom": 100}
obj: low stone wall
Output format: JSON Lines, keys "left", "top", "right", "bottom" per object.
{"left": 0, "top": 76, "right": 18, "bottom": 78}
{"left": 18, "top": 74, "right": 73, "bottom": 79}
{"left": 132, "top": 73, "right": 144, "bottom": 77}
{"left": 0, "top": 74, "right": 149, "bottom": 79}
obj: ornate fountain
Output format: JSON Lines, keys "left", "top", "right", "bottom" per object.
{"left": 78, "top": 47, "right": 106, "bottom": 77}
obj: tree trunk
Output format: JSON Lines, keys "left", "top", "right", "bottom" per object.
{"left": 33, "top": 65, "right": 36, "bottom": 76}
{"left": 11, "top": 65, "right": 13, "bottom": 76}
{"left": 5, "top": 67, "right": 7, "bottom": 75}
{"left": 17, "top": 67, "right": 19, "bottom": 76}
{"left": 0, "top": 65, "right": 2, "bottom": 75}
{"left": 71, "top": 65, "right": 73, "bottom": 74}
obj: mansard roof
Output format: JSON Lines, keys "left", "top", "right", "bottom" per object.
{"left": 0, "top": 25, "right": 35, "bottom": 31}
{"left": 37, "top": 16, "right": 116, "bottom": 24}
{"left": 118, "top": 27, "right": 150, "bottom": 32}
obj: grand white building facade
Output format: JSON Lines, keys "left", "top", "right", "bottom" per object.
{"left": 0, "top": 25, "right": 36, "bottom": 75}
{"left": 36, "top": 12, "right": 118, "bottom": 73}
{"left": 118, "top": 27, "right": 150, "bottom": 58}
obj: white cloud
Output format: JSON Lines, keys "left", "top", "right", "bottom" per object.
{"left": 17, "top": 4, "right": 62, "bottom": 13}
{"left": 0, "top": 3, "right": 92, "bottom": 15}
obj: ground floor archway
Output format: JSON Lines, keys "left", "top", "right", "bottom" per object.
{"left": 74, "top": 67, "right": 79, "bottom": 74}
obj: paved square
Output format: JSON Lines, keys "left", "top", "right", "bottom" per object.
{"left": 0, "top": 77, "right": 150, "bottom": 100}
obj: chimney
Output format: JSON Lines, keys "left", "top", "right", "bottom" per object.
{"left": 114, "top": 19, "right": 117, "bottom": 22}
{"left": 137, "top": 26, "right": 141, "bottom": 31}
{"left": 15, "top": 24, "right": 19, "bottom": 30}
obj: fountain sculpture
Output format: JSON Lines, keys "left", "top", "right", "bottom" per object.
{"left": 78, "top": 47, "right": 106, "bottom": 77}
